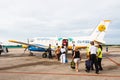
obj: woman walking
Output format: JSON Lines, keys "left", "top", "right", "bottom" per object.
{"left": 72, "top": 47, "right": 81, "bottom": 72}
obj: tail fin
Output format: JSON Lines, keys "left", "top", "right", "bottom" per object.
{"left": 90, "top": 20, "right": 111, "bottom": 44}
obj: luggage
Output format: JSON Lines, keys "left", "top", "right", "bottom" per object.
{"left": 70, "top": 60, "right": 75, "bottom": 69}
{"left": 85, "top": 60, "right": 91, "bottom": 71}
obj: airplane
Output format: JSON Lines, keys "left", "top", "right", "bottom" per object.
{"left": 9, "top": 20, "right": 111, "bottom": 57}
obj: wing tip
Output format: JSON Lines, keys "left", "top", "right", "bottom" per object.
{"left": 8, "top": 40, "right": 17, "bottom": 42}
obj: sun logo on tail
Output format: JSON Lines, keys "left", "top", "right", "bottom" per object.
{"left": 98, "top": 24, "right": 106, "bottom": 32}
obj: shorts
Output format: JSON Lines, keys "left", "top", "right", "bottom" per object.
{"left": 74, "top": 58, "right": 80, "bottom": 63}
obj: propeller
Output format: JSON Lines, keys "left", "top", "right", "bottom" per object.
{"left": 23, "top": 38, "right": 29, "bottom": 54}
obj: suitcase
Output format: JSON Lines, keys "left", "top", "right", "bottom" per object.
{"left": 85, "top": 60, "right": 91, "bottom": 71}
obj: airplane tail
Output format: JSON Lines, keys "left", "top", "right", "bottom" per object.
{"left": 90, "top": 20, "right": 111, "bottom": 44}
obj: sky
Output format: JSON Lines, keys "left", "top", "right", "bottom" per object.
{"left": 0, "top": 0, "right": 120, "bottom": 45}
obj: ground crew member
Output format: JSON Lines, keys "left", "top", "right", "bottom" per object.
{"left": 89, "top": 41, "right": 99, "bottom": 74}
{"left": 47, "top": 44, "right": 53, "bottom": 59}
{"left": 97, "top": 44, "right": 103, "bottom": 70}
{"left": 86, "top": 43, "right": 91, "bottom": 59}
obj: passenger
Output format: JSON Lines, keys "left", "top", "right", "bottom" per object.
{"left": 6, "top": 47, "right": 9, "bottom": 53}
{"left": 0, "top": 44, "right": 3, "bottom": 55}
{"left": 63, "top": 43, "right": 68, "bottom": 62}
{"left": 55, "top": 43, "right": 58, "bottom": 49}
{"left": 60, "top": 46, "right": 66, "bottom": 63}
{"left": 3, "top": 47, "right": 9, "bottom": 54}
{"left": 97, "top": 44, "right": 103, "bottom": 71}
{"left": 47, "top": 44, "right": 52, "bottom": 59}
{"left": 72, "top": 47, "right": 81, "bottom": 72}
{"left": 89, "top": 41, "right": 99, "bottom": 74}
{"left": 106, "top": 46, "right": 108, "bottom": 52}
{"left": 72, "top": 44, "right": 75, "bottom": 56}
{"left": 55, "top": 46, "right": 61, "bottom": 61}
{"left": 63, "top": 43, "right": 67, "bottom": 54}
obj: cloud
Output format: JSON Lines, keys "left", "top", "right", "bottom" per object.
{"left": 0, "top": 0, "right": 120, "bottom": 44}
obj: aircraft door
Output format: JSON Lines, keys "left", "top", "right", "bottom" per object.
{"left": 62, "top": 39, "right": 68, "bottom": 47}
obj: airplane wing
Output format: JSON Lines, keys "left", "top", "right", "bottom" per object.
{"left": 8, "top": 40, "right": 48, "bottom": 49}
{"left": 94, "top": 39, "right": 105, "bottom": 44}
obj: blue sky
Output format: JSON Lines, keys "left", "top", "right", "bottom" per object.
{"left": 0, "top": 0, "right": 120, "bottom": 45}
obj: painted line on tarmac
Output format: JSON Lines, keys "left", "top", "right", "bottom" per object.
{"left": 106, "top": 57, "right": 120, "bottom": 66}
{"left": 106, "top": 52, "right": 120, "bottom": 66}
{"left": 0, "top": 71, "right": 120, "bottom": 78}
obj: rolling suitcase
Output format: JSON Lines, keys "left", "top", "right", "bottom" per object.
{"left": 85, "top": 60, "right": 91, "bottom": 72}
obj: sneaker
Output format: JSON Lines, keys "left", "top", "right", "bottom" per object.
{"left": 96, "top": 72, "right": 99, "bottom": 74}
{"left": 91, "top": 68, "right": 94, "bottom": 70}
{"left": 99, "top": 68, "right": 103, "bottom": 71}
{"left": 85, "top": 70, "right": 90, "bottom": 73}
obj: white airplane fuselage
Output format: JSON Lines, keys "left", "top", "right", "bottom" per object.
{"left": 29, "top": 36, "right": 92, "bottom": 50}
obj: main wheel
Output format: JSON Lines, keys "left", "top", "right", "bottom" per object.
{"left": 29, "top": 52, "right": 34, "bottom": 56}
{"left": 42, "top": 52, "right": 47, "bottom": 58}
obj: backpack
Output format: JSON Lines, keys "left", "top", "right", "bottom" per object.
{"left": 70, "top": 60, "right": 75, "bottom": 69}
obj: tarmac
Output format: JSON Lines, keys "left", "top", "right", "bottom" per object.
{"left": 0, "top": 46, "right": 120, "bottom": 80}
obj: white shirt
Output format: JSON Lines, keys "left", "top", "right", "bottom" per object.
{"left": 72, "top": 45, "right": 75, "bottom": 50}
{"left": 60, "top": 48, "right": 66, "bottom": 53}
{"left": 90, "top": 45, "right": 97, "bottom": 54}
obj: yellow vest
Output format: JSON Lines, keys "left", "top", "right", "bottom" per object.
{"left": 86, "top": 44, "right": 91, "bottom": 58}
{"left": 97, "top": 48, "right": 102, "bottom": 58}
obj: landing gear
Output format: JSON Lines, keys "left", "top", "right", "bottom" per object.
{"left": 28, "top": 51, "right": 48, "bottom": 57}
{"left": 29, "top": 51, "right": 34, "bottom": 56}
{"left": 0, "top": 50, "right": 3, "bottom": 55}
{"left": 42, "top": 52, "right": 47, "bottom": 58}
